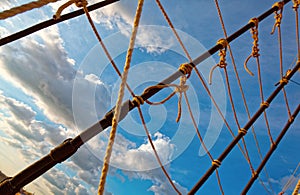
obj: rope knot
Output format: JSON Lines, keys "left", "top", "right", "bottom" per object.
{"left": 132, "top": 96, "right": 144, "bottom": 107}
{"left": 75, "top": 0, "right": 88, "bottom": 7}
{"left": 212, "top": 159, "right": 221, "bottom": 168}
{"left": 271, "top": 2, "right": 284, "bottom": 34}
{"left": 54, "top": 0, "right": 88, "bottom": 20}
{"left": 179, "top": 63, "right": 194, "bottom": 76}
{"left": 208, "top": 40, "right": 227, "bottom": 84}
{"left": 261, "top": 101, "right": 270, "bottom": 108}
{"left": 238, "top": 128, "right": 247, "bottom": 136}
{"left": 244, "top": 18, "right": 260, "bottom": 76}
{"left": 279, "top": 77, "right": 288, "bottom": 84}
{"left": 293, "top": 0, "right": 300, "bottom": 9}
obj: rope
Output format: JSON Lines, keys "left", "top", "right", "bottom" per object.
{"left": 293, "top": 0, "right": 300, "bottom": 60}
{"left": 0, "top": 0, "right": 60, "bottom": 20}
{"left": 244, "top": 18, "right": 260, "bottom": 76}
{"left": 155, "top": 1, "right": 225, "bottom": 191}
{"left": 183, "top": 89, "right": 225, "bottom": 194}
{"left": 80, "top": 0, "right": 136, "bottom": 98}
{"left": 270, "top": 2, "right": 293, "bottom": 119}
{"left": 209, "top": 39, "right": 228, "bottom": 84}
{"left": 136, "top": 106, "right": 182, "bottom": 194}
{"left": 98, "top": 0, "right": 144, "bottom": 194}
{"left": 213, "top": 0, "right": 274, "bottom": 192}
{"left": 281, "top": 163, "right": 300, "bottom": 193}
{"left": 244, "top": 18, "right": 274, "bottom": 144}
{"left": 292, "top": 179, "right": 300, "bottom": 195}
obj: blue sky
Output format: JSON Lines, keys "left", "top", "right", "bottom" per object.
{"left": 0, "top": 0, "right": 300, "bottom": 194}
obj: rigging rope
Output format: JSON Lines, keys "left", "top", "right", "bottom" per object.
{"left": 0, "top": 0, "right": 60, "bottom": 20}
{"left": 189, "top": 61, "right": 300, "bottom": 195}
{"left": 97, "top": 0, "right": 144, "bottom": 194}
{"left": 281, "top": 162, "right": 300, "bottom": 193}
{"left": 212, "top": 2, "right": 272, "bottom": 191}
{"left": 244, "top": 18, "right": 275, "bottom": 145}
{"left": 292, "top": 179, "right": 300, "bottom": 195}
{"left": 154, "top": 1, "right": 225, "bottom": 192}
{"left": 242, "top": 102, "right": 300, "bottom": 194}
{"left": 293, "top": 0, "right": 300, "bottom": 60}
{"left": 271, "top": 2, "right": 293, "bottom": 119}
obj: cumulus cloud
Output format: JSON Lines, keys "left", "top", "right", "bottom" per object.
{"left": 0, "top": 24, "right": 110, "bottom": 129}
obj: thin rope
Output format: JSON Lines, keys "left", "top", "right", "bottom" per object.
{"left": 271, "top": 2, "right": 292, "bottom": 119}
{"left": 0, "top": 0, "right": 60, "bottom": 20}
{"left": 98, "top": 0, "right": 144, "bottom": 194}
{"left": 81, "top": 3, "right": 136, "bottom": 98}
{"left": 194, "top": 66, "right": 251, "bottom": 163}
{"left": 244, "top": 18, "right": 274, "bottom": 144}
{"left": 136, "top": 106, "right": 182, "bottom": 194}
{"left": 281, "top": 162, "right": 300, "bottom": 193}
{"left": 293, "top": 0, "right": 300, "bottom": 60}
{"left": 213, "top": 1, "right": 276, "bottom": 193}
{"left": 183, "top": 91, "right": 225, "bottom": 194}
{"left": 210, "top": 39, "right": 256, "bottom": 174}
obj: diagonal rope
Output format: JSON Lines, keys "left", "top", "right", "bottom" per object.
{"left": 281, "top": 162, "right": 300, "bottom": 193}
{"left": 136, "top": 106, "right": 182, "bottom": 194}
{"left": 183, "top": 91, "right": 224, "bottom": 195}
{"left": 0, "top": 0, "right": 60, "bottom": 20}
{"left": 189, "top": 61, "right": 300, "bottom": 195}
{"left": 213, "top": 1, "right": 276, "bottom": 193}
{"left": 242, "top": 103, "right": 300, "bottom": 194}
{"left": 79, "top": 2, "right": 181, "bottom": 192}
{"left": 97, "top": 0, "right": 144, "bottom": 194}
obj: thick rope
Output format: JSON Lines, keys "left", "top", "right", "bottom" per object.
{"left": 97, "top": 0, "right": 144, "bottom": 194}
{"left": 0, "top": 0, "right": 60, "bottom": 20}
{"left": 292, "top": 179, "right": 300, "bottom": 195}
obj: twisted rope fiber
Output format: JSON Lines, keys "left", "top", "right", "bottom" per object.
{"left": 213, "top": 0, "right": 275, "bottom": 193}
{"left": 292, "top": 179, "right": 300, "bottom": 195}
{"left": 78, "top": 1, "right": 179, "bottom": 192}
{"left": 98, "top": 0, "right": 144, "bottom": 194}
{"left": 0, "top": 0, "right": 60, "bottom": 20}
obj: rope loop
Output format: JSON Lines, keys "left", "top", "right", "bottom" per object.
{"left": 271, "top": 1, "right": 284, "bottom": 34}
{"left": 244, "top": 18, "right": 260, "bottom": 76}
{"left": 209, "top": 40, "right": 227, "bottom": 84}
{"left": 238, "top": 128, "right": 247, "bottom": 136}
{"left": 132, "top": 96, "right": 144, "bottom": 107}
{"left": 212, "top": 159, "right": 222, "bottom": 168}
